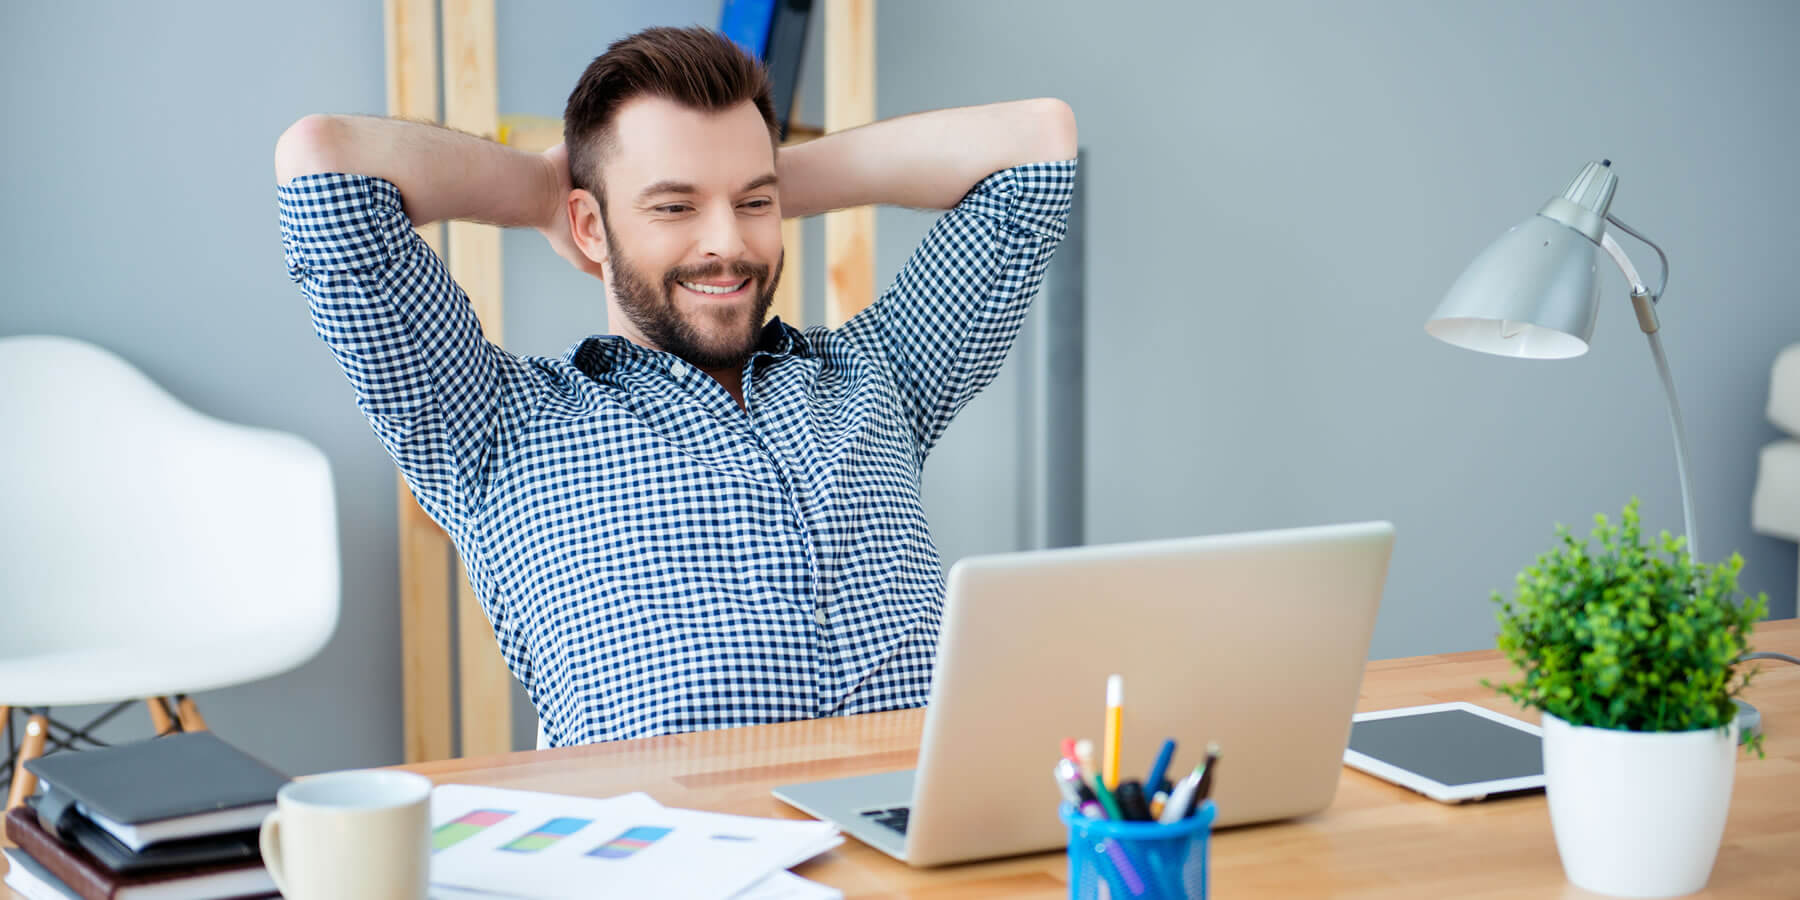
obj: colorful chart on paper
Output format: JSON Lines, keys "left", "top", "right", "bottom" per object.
{"left": 432, "top": 809, "right": 515, "bottom": 852}
{"left": 586, "top": 825, "right": 674, "bottom": 859}
{"left": 501, "top": 816, "right": 593, "bottom": 853}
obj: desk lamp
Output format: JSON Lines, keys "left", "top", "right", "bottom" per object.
{"left": 1425, "top": 160, "right": 1795, "bottom": 738}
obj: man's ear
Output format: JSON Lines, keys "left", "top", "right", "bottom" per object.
{"left": 568, "top": 189, "right": 610, "bottom": 280}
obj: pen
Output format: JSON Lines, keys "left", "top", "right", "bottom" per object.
{"left": 1192, "top": 742, "right": 1222, "bottom": 809}
{"left": 1061, "top": 737, "right": 1081, "bottom": 768}
{"left": 1103, "top": 675, "right": 1123, "bottom": 789}
{"left": 1144, "top": 738, "right": 1177, "bottom": 801}
{"left": 1053, "top": 760, "right": 1084, "bottom": 809}
{"left": 1090, "top": 770, "right": 1126, "bottom": 821}
{"left": 1075, "top": 739, "right": 1099, "bottom": 785}
{"left": 1115, "top": 779, "right": 1151, "bottom": 822}
{"left": 1158, "top": 765, "right": 1203, "bottom": 824}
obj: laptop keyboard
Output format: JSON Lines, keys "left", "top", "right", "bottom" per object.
{"left": 859, "top": 806, "right": 910, "bottom": 835}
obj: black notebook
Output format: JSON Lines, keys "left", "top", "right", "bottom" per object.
{"left": 42, "top": 795, "right": 262, "bottom": 874}
{"left": 25, "top": 731, "right": 288, "bottom": 850}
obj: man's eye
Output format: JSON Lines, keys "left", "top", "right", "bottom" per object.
{"left": 655, "top": 205, "right": 691, "bottom": 214}
{"left": 742, "top": 199, "right": 772, "bottom": 210}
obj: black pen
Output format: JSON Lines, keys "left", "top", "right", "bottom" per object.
{"left": 1190, "top": 743, "right": 1221, "bottom": 814}
{"left": 1115, "top": 779, "right": 1152, "bottom": 821}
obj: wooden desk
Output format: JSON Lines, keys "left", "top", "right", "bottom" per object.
{"left": 5, "top": 620, "right": 1796, "bottom": 897}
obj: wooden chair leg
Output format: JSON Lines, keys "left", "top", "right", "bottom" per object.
{"left": 174, "top": 696, "right": 207, "bottom": 732}
{"left": 146, "top": 697, "right": 178, "bottom": 736}
{"left": 7, "top": 714, "right": 50, "bottom": 811}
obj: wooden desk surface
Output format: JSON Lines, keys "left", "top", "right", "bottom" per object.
{"left": 6, "top": 619, "right": 1796, "bottom": 898}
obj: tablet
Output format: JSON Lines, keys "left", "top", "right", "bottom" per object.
{"left": 1342, "top": 701, "right": 1545, "bottom": 803}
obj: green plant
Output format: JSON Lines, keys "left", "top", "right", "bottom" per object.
{"left": 1486, "top": 498, "right": 1768, "bottom": 756}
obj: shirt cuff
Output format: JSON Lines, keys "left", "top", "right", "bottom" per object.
{"left": 953, "top": 157, "right": 1078, "bottom": 242}
{"left": 276, "top": 173, "right": 414, "bottom": 277}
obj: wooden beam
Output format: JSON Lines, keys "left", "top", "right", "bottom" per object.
{"left": 397, "top": 482, "right": 454, "bottom": 762}
{"left": 386, "top": 0, "right": 454, "bottom": 764}
{"left": 824, "top": 0, "right": 876, "bottom": 327}
{"left": 455, "top": 568, "right": 514, "bottom": 757}
{"left": 384, "top": 0, "right": 444, "bottom": 257}
{"left": 442, "top": 0, "right": 504, "bottom": 338}
{"left": 442, "top": 0, "right": 514, "bottom": 757}
{"left": 771, "top": 91, "right": 808, "bottom": 328}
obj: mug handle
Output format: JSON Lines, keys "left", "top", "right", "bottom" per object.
{"left": 258, "top": 810, "right": 290, "bottom": 897}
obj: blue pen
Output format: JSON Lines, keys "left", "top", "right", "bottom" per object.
{"left": 1144, "top": 738, "right": 1176, "bottom": 802}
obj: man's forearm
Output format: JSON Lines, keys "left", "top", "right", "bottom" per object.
{"left": 775, "top": 98, "right": 1076, "bottom": 219}
{"left": 274, "top": 114, "right": 559, "bottom": 229}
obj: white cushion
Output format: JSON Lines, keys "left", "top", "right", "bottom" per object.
{"left": 1768, "top": 345, "right": 1800, "bottom": 437}
{"left": 1752, "top": 440, "right": 1800, "bottom": 542}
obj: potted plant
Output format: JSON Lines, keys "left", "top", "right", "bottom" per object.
{"left": 1486, "top": 498, "right": 1766, "bottom": 899}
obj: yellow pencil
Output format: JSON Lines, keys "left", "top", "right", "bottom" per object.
{"left": 1104, "top": 674, "right": 1123, "bottom": 789}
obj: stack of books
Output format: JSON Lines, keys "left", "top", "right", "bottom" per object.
{"left": 3, "top": 732, "right": 287, "bottom": 900}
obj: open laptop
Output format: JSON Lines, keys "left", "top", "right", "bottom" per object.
{"left": 772, "top": 521, "right": 1395, "bottom": 867}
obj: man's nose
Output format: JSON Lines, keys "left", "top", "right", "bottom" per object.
{"left": 698, "top": 204, "right": 748, "bottom": 261}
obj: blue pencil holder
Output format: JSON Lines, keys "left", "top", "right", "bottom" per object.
{"left": 1060, "top": 800, "right": 1215, "bottom": 900}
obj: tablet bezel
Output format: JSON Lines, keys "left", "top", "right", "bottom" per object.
{"left": 1342, "top": 701, "right": 1545, "bottom": 803}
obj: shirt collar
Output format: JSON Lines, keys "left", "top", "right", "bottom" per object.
{"left": 568, "top": 317, "right": 812, "bottom": 379}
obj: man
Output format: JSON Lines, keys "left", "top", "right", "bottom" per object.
{"left": 274, "top": 26, "right": 1076, "bottom": 745}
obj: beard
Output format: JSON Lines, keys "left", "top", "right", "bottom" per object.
{"left": 604, "top": 220, "right": 782, "bottom": 372}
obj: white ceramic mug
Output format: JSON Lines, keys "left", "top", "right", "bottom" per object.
{"left": 259, "top": 770, "right": 432, "bottom": 900}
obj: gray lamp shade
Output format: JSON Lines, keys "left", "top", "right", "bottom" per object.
{"left": 1425, "top": 214, "right": 1601, "bottom": 360}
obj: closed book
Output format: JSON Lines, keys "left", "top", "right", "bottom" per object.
{"left": 24, "top": 732, "right": 286, "bottom": 850}
{"left": 4, "top": 847, "right": 78, "bottom": 900}
{"left": 4, "top": 807, "right": 276, "bottom": 900}
{"left": 59, "top": 807, "right": 259, "bottom": 875}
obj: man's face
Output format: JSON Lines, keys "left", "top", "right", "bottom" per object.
{"left": 593, "top": 96, "right": 784, "bottom": 372}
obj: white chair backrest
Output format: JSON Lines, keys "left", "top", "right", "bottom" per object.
{"left": 0, "top": 335, "right": 340, "bottom": 662}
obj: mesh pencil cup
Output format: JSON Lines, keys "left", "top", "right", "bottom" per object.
{"left": 1060, "top": 800, "right": 1216, "bottom": 900}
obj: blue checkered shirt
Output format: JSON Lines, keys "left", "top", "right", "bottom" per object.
{"left": 277, "top": 158, "right": 1076, "bottom": 746}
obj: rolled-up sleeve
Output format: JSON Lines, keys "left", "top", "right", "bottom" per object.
{"left": 278, "top": 173, "right": 532, "bottom": 524}
{"left": 837, "top": 158, "right": 1077, "bottom": 455}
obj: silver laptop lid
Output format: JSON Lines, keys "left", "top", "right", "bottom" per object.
{"left": 903, "top": 521, "right": 1395, "bottom": 866}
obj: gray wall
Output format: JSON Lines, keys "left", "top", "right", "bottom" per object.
{"left": 4, "top": 0, "right": 1795, "bottom": 777}
{"left": 878, "top": 0, "right": 1800, "bottom": 658}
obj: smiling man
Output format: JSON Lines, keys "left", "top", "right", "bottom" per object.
{"left": 274, "top": 26, "right": 1076, "bottom": 746}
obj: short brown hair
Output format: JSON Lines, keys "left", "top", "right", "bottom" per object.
{"left": 563, "top": 26, "right": 778, "bottom": 212}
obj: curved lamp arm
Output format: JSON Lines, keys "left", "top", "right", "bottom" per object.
{"left": 1598, "top": 224, "right": 1701, "bottom": 563}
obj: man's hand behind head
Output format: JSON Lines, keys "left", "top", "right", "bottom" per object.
{"left": 540, "top": 143, "right": 608, "bottom": 281}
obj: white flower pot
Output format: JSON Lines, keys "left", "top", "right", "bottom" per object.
{"left": 1541, "top": 712, "right": 1738, "bottom": 898}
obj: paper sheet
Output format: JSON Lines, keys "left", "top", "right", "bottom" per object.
{"left": 427, "top": 784, "right": 840, "bottom": 900}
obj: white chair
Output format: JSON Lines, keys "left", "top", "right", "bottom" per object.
{"left": 1754, "top": 343, "right": 1800, "bottom": 609}
{"left": 0, "top": 335, "right": 339, "bottom": 809}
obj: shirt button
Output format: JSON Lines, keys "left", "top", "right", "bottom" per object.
{"left": 668, "top": 359, "right": 683, "bottom": 377}
{"left": 814, "top": 607, "right": 828, "bottom": 626}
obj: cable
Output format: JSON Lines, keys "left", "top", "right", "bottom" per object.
{"left": 1742, "top": 651, "right": 1800, "bottom": 667}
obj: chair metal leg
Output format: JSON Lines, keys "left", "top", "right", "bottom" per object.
{"left": 174, "top": 695, "right": 207, "bottom": 732}
{"left": 7, "top": 714, "right": 49, "bottom": 811}
{"left": 146, "top": 697, "right": 178, "bottom": 736}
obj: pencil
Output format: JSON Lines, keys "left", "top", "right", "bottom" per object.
{"left": 1103, "top": 674, "right": 1123, "bottom": 789}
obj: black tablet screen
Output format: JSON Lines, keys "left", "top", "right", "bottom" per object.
{"left": 1347, "top": 709, "right": 1543, "bottom": 787}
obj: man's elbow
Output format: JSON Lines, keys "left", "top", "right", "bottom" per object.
{"left": 1034, "top": 98, "right": 1078, "bottom": 162}
{"left": 274, "top": 114, "right": 348, "bottom": 184}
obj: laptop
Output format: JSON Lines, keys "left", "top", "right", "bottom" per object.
{"left": 772, "top": 520, "right": 1395, "bottom": 866}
